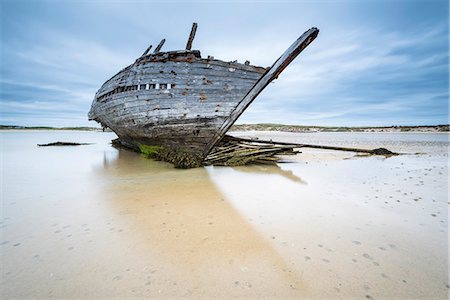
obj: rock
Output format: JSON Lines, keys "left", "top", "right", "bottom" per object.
{"left": 371, "top": 148, "right": 398, "bottom": 156}
{"left": 37, "top": 142, "right": 93, "bottom": 147}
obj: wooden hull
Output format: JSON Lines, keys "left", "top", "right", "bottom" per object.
{"left": 88, "top": 55, "right": 266, "bottom": 166}
{"left": 88, "top": 27, "right": 319, "bottom": 167}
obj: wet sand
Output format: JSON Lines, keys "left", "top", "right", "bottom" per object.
{"left": 1, "top": 130, "right": 448, "bottom": 299}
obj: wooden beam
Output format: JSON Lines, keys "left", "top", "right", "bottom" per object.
{"left": 154, "top": 39, "right": 166, "bottom": 53}
{"left": 185, "top": 22, "right": 198, "bottom": 50}
{"left": 203, "top": 27, "right": 320, "bottom": 156}
{"left": 226, "top": 136, "right": 398, "bottom": 156}
{"left": 141, "top": 45, "right": 152, "bottom": 56}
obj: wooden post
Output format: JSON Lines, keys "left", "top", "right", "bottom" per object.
{"left": 154, "top": 39, "right": 166, "bottom": 53}
{"left": 141, "top": 45, "right": 152, "bottom": 56}
{"left": 185, "top": 23, "right": 198, "bottom": 50}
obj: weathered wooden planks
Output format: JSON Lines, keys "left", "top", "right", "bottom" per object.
{"left": 88, "top": 55, "right": 264, "bottom": 160}
{"left": 88, "top": 25, "right": 319, "bottom": 167}
{"left": 204, "top": 135, "right": 298, "bottom": 166}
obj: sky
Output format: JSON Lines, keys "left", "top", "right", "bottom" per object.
{"left": 0, "top": 0, "right": 448, "bottom": 127}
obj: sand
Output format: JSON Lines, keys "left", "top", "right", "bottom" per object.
{"left": 1, "top": 130, "right": 448, "bottom": 299}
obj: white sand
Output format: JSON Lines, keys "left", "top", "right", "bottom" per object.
{"left": 1, "top": 131, "right": 448, "bottom": 299}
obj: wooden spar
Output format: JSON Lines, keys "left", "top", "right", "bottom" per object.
{"left": 224, "top": 136, "right": 398, "bottom": 156}
{"left": 185, "top": 23, "right": 198, "bottom": 50}
{"left": 154, "top": 39, "right": 166, "bottom": 53}
{"left": 203, "top": 27, "right": 320, "bottom": 156}
{"left": 141, "top": 45, "right": 153, "bottom": 56}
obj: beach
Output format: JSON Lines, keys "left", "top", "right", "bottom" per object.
{"left": 1, "top": 130, "right": 448, "bottom": 299}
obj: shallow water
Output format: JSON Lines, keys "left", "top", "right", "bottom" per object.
{"left": 1, "top": 130, "right": 448, "bottom": 298}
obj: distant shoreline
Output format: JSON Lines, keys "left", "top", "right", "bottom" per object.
{"left": 1, "top": 124, "right": 448, "bottom": 133}
{"left": 230, "top": 124, "right": 449, "bottom": 133}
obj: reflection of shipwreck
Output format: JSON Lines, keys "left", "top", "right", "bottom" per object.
{"left": 89, "top": 23, "right": 319, "bottom": 167}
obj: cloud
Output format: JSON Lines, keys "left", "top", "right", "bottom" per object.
{"left": 1, "top": 26, "right": 135, "bottom": 126}
{"left": 0, "top": 1, "right": 448, "bottom": 127}
{"left": 239, "top": 23, "right": 448, "bottom": 126}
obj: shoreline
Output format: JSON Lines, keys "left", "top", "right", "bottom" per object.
{"left": 1, "top": 124, "right": 448, "bottom": 133}
{"left": 230, "top": 130, "right": 450, "bottom": 135}
{"left": 1, "top": 129, "right": 449, "bottom": 134}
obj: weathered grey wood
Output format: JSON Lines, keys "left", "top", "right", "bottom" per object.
{"left": 185, "top": 22, "right": 197, "bottom": 50}
{"left": 94, "top": 60, "right": 262, "bottom": 100}
{"left": 88, "top": 25, "right": 319, "bottom": 167}
{"left": 93, "top": 84, "right": 256, "bottom": 116}
{"left": 141, "top": 45, "right": 153, "bottom": 56}
{"left": 88, "top": 56, "right": 262, "bottom": 158}
{"left": 226, "top": 136, "right": 398, "bottom": 156}
{"left": 204, "top": 135, "right": 297, "bottom": 166}
{"left": 89, "top": 59, "right": 261, "bottom": 117}
{"left": 154, "top": 39, "right": 166, "bottom": 53}
{"left": 203, "top": 27, "right": 319, "bottom": 155}
{"left": 136, "top": 54, "right": 266, "bottom": 74}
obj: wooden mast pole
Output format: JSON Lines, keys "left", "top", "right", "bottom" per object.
{"left": 185, "top": 23, "right": 198, "bottom": 50}
{"left": 154, "top": 39, "right": 166, "bottom": 53}
{"left": 141, "top": 45, "right": 153, "bottom": 56}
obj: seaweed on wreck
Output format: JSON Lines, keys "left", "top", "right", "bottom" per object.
{"left": 138, "top": 143, "right": 203, "bottom": 168}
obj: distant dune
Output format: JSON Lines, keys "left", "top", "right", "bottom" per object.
{"left": 230, "top": 124, "right": 449, "bottom": 133}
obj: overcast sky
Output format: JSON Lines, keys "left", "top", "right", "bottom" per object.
{"left": 1, "top": 0, "right": 448, "bottom": 127}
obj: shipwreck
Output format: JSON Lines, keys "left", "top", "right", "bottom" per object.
{"left": 88, "top": 23, "right": 319, "bottom": 167}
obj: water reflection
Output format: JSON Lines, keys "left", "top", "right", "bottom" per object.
{"left": 93, "top": 149, "right": 307, "bottom": 296}
{"left": 231, "top": 164, "right": 306, "bottom": 184}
